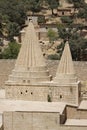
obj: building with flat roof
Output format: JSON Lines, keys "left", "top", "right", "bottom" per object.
{"left": 0, "top": 22, "right": 87, "bottom": 130}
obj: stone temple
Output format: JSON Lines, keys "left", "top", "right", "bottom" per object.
{"left": 0, "top": 21, "right": 87, "bottom": 130}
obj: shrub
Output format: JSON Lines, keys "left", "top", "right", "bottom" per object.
{"left": 47, "top": 54, "right": 59, "bottom": 60}
{"left": 61, "top": 16, "right": 73, "bottom": 25}
{"left": 37, "top": 16, "right": 46, "bottom": 24}
{"left": 2, "top": 41, "right": 21, "bottom": 59}
{"left": 47, "top": 28, "right": 58, "bottom": 43}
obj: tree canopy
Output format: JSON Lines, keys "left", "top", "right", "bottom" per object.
{"left": 0, "top": 0, "right": 26, "bottom": 41}
{"left": 57, "top": 23, "right": 87, "bottom": 61}
{"left": 46, "top": 0, "right": 59, "bottom": 15}
{"left": 1, "top": 41, "right": 21, "bottom": 59}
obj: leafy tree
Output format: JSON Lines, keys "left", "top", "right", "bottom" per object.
{"left": 0, "top": 0, "right": 26, "bottom": 25}
{"left": 2, "top": 41, "right": 21, "bottom": 59}
{"left": 0, "top": 0, "right": 26, "bottom": 40}
{"left": 29, "top": 0, "right": 42, "bottom": 14}
{"left": 67, "top": 0, "right": 85, "bottom": 9}
{"left": 69, "top": 33, "right": 87, "bottom": 60}
{"left": 57, "top": 23, "right": 72, "bottom": 42}
{"left": 47, "top": 28, "right": 58, "bottom": 43}
{"left": 57, "top": 24, "right": 87, "bottom": 61}
{"left": 46, "top": 0, "right": 59, "bottom": 15}
{"left": 77, "top": 4, "right": 87, "bottom": 21}
{"left": 48, "top": 54, "right": 59, "bottom": 60}
{"left": 37, "top": 16, "right": 46, "bottom": 24}
{"left": 6, "top": 22, "right": 20, "bottom": 41}
{"left": 61, "top": 16, "right": 73, "bottom": 25}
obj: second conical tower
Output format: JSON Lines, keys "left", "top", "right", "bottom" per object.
{"left": 54, "top": 42, "right": 78, "bottom": 84}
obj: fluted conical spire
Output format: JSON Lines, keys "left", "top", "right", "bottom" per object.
{"left": 7, "top": 22, "right": 50, "bottom": 84}
{"left": 54, "top": 42, "right": 77, "bottom": 84}
{"left": 15, "top": 22, "right": 46, "bottom": 70}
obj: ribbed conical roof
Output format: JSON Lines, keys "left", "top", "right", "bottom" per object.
{"left": 7, "top": 22, "right": 50, "bottom": 84}
{"left": 54, "top": 42, "right": 78, "bottom": 84}
{"left": 15, "top": 22, "right": 46, "bottom": 69}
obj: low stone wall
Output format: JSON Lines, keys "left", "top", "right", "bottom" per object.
{"left": 46, "top": 60, "right": 87, "bottom": 81}
{"left": 3, "top": 111, "right": 60, "bottom": 130}
{"left": 3, "top": 111, "right": 87, "bottom": 130}
{"left": 0, "top": 60, "right": 87, "bottom": 88}
{"left": 66, "top": 105, "right": 87, "bottom": 119}
{"left": 0, "top": 60, "right": 15, "bottom": 88}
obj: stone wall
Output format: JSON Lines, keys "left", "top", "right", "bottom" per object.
{"left": 66, "top": 106, "right": 87, "bottom": 119}
{"left": 3, "top": 111, "right": 87, "bottom": 130}
{"left": 0, "top": 60, "right": 87, "bottom": 88}
{"left": 57, "top": 10, "right": 72, "bottom": 16}
{"left": 5, "top": 85, "right": 49, "bottom": 101}
{"left": 6, "top": 83, "right": 80, "bottom": 105}
{"left": 46, "top": 60, "right": 87, "bottom": 82}
{"left": 50, "top": 85, "right": 80, "bottom": 105}
{"left": 0, "top": 60, "right": 15, "bottom": 88}
{"left": 3, "top": 111, "right": 60, "bottom": 130}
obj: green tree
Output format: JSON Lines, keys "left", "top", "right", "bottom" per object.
{"left": 29, "top": 0, "right": 42, "bottom": 14}
{"left": 2, "top": 41, "right": 21, "bottom": 59}
{"left": 46, "top": 0, "right": 59, "bottom": 15}
{"left": 0, "top": 0, "right": 26, "bottom": 41}
{"left": 47, "top": 28, "right": 58, "bottom": 43}
{"left": 61, "top": 16, "right": 73, "bottom": 25}
{"left": 67, "top": 0, "right": 85, "bottom": 9}
{"left": 57, "top": 24, "right": 87, "bottom": 61}
{"left": 6, "top": 22, "right": 20, "bottom": 41}
{"left": 57, "top": 23, "right": 72, "bottom": 42}
{"left": 77, "top": 4, "right": 87, "bottom": 21}
{"left": 37, "top": 16, "right": 46, "bottom": 25}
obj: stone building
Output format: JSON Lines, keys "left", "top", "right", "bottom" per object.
{"left": 0, "top": 22, "right": 87, "bottom": 130}
{"left": 57, "top": 0, "right": 74, "bottom": 17}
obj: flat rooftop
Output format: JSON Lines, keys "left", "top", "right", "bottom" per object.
{"left": 79, "top": 100, "right": 87, "bottom": 110}
{"left": 0, "top": 99, "right": 66, "bottom": 114}
{"left": 65, "top": 119, "right": 87, "bottom": 126}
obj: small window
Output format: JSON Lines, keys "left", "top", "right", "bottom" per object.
{"left": 31, "top": 92, "right": 33, "bottom": 95}
{"left": 26, "top": 90, "right": 28, "bottom": 93}
{"left": 62, "top": 11, "right": 64, "bottom": 15}
{"left": 60, "top": 95, "right": 62, "bottom": 99}
{"left": 23, "top": 80, "right": 26, "bottom": 83}
{"left": 29, "top": 18, "right": 32, "bottom": 21}
{"left": 43, "top": 53, "right": 46, "bottom": 56}
{"left": 21, "top": 92, "right": 23, "bottom": 94}
{"left": 46, "top": 27, "right": 48, "bottom": 29}
{"left": 70, "top": 87, "right": 73, "bottom": 92}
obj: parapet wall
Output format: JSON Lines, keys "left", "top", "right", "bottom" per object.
{"left": 3, "top": 111, "right": 87, "bottom": 130}
{"left": 3, "top": 111, "right": 60, "bottom": 130}
{"left": 66, "top": 105, "right": 87, "bottom": 119}
{"left": 0, "top": 60, "right": 87, "bottom": 88}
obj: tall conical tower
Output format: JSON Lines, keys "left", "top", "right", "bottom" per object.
{"left": 51, "top": 42, "right": 81, "bottom": 105}
{"left": 5, "top": 22, "right": 51, "bottom": 101}
{"left": 54, "top": 42, "right": 77, "bottom": 84}
{"left": 6, "top": 22, "right": 50, "bottom": 84}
